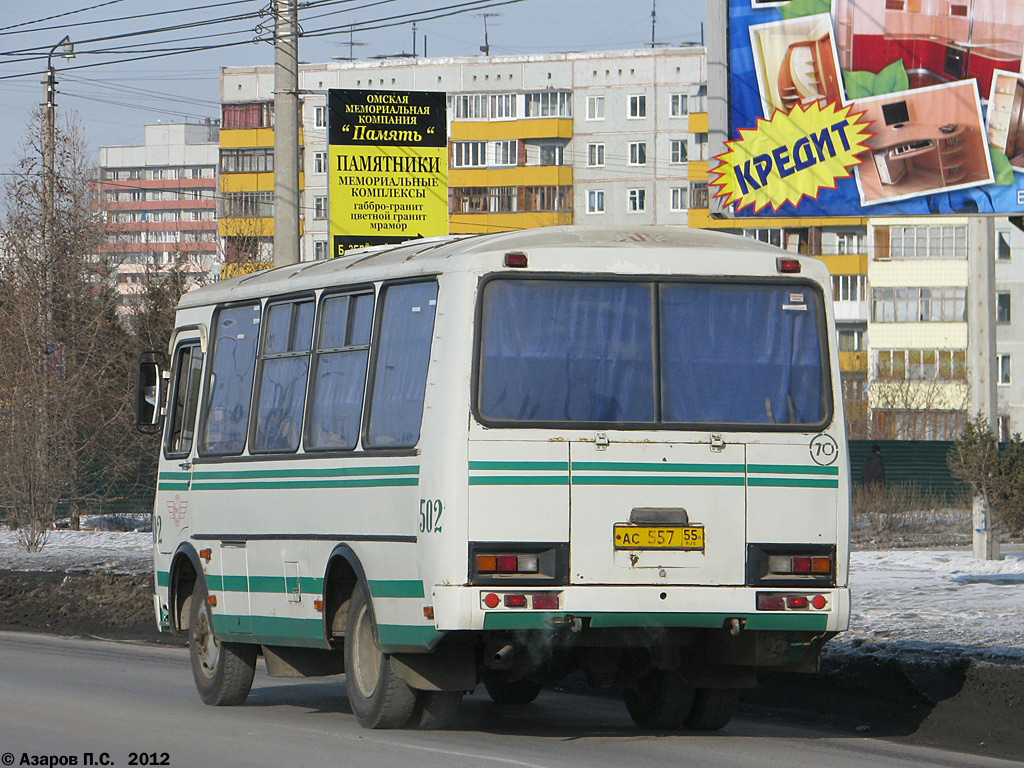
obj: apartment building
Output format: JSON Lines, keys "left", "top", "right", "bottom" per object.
{"left": 218, "top": 47, "right": 708, "bottom": 261}
{"left": 96, "top": 122, "right": 219, "bottom": 309}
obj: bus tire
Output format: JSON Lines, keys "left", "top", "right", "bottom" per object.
{"left": 684, "top": 688, "right": 738, "bottom": 731}
{"left": 189, "top": 579, "right": 256, "bottom": 706}
{"left": 482, "top": 669, "right": 543, "bottom": 704}
{"left": 623, "top": 668, "right": 695, "bottom": 730}
{"left": 412, "top": 691, "right": 464, "bottom": 729}
{"left": 344, "top": 582, "right": 417, "bottom": 729}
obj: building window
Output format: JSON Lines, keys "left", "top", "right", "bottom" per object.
{"left": 221, "top": 148, "right": 274, "bottom": 174}
{"left": 999, "top": 354, "right": 1011, "bottom": 385}
{"left": 313, "top": 196, "right": 328, "bottom": 219}
{"left": 837, "top": 329, "right": 863, "bottom": 351}
{"left": 998, "top": 415, "right": 1011, "bottom": 442}
{"left": 587, "top": 143, "right": 605, "bottom": 167}
{"left": 524, "top": 186, "right": 572, "bottom": 212}
{"left": 490, "top": 93, "right": 516, "bottom": 119}
{"left": 586, "top": 95, "right": 605, "bottom": 120}
{"left": 524, "top": 91, "right": 572, "bottom": 117}
{"left": 871, "top": 287, "right": 966, "bottom": 322}
{"left": 670, "top": 139, "right": 688, "bottom": 164}
{"left": 742, "top": 228, "right": 783, "bottom": 247}
{"left": 670, "top": 186, "right": 688, "bottom": 211}
{"left": 690, "top": 182, "right": 708, "bottom": 209}
{"left": 835, "top": 232, "right": 863, "bottom": 254}
{"left": 876, "top": 349, "right": 966, "bottom": 380}
{"left": 889, "top": 225, "right": 968, "bottom": 259}
{"left": 670, "top": 93, "right": 688, "bottom": 116}
{"left": 313, "top": 151, "right": 327, "bottom": 174}
{"left": 998, "top": 229, "right": 1012, "bottom": 260}
{"left": 492, "top": 140, "right": 518, "bottom": 166}
{"left": 489, "top": 186, "right": 517, "bottom": 213}
{"left": 998, "top": 292, "right": 1011, "bottom": 323}
{"left": 314, "top": 240, "right": 329, "bottom": 260}
{"left": 628, "top": 94, "right": 647, "bottom": 118}
{"left": 452, "top": 141, "right": 487, "bottom": 168}
{"left": 539, "top": 143, "right": 564, "bottom": 166}
{"left": 628, "top": 188, "right": 646, "bottom": 212}
{"left": 223, "top": 102, "right": 273, "bottom": 129}
{"left": 587, "top": 189, "right": 605, "bottom": 214}
{"left": 314, "top": 105, "right": 327, "bottom": 128}
{"left": 452, "top": 94, "right": 488, "bottom": 119}
{"left": 451, "top": 187, "right": 488, "bottom": 213}
{"left": 832, "top": 274, "right": 866, "bottom": 302}
{"left": 629, "top": 142, "right": 647, "bottom": 165}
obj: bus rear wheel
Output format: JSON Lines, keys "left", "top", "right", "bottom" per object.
{"left": 623, "top": 668, "right": 695, "bottom": 730}
{"left": 188, "top": 579, "right": 256, "bottom": 706}
{"left": 685, "top": 688, "right": 738, "bottom": 731}
{"left": 344, "top": 582, "right": 417, "bottom": 728}
{"left": 482, "top": 669, "right": 543, "bottom": 704}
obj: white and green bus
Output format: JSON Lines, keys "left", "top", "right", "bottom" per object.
{"left": 137, "top": 226, "right": 850, "bottom": 730}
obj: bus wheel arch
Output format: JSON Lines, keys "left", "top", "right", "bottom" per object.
{"left": 323, "top": 545, "right": 366, "bottom": 645}
{"left": 169, "top": 545, "right": 202, "bottom": 633}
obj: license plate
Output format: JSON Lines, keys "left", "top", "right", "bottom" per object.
{"left": 613, "top": 524, "right": 705, "bottom": 551}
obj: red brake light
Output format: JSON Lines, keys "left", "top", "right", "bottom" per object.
{"left": 792, "top": 557, "right": 812, "bottom": 574}
{"left": 757, "top": 593, "right": 786, "bottom": 611}
{"left": 503, "top": 594, "right": 527, "bottom": 608}
{"left": 504, "top": 251, "right": 528, "bottom": 268}
{"left": 495, "top": 555, "right": 518, "bottom": 572}
{"left": 811, "top": 594, "right": 828, "bottom": 610}
{"left": 786, "top": 595, "right": 809, "bottom": 609}
{"left": 483, "top": 593, "right": 500, "bottom": 609}
{"left": 777, "top": 257, "right": 801, "bottom": 273}
{"left": 531, "top": 593, "right": 559, "bottom": 610}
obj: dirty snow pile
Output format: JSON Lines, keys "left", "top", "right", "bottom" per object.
{"left": 1, "top": 526, "right": 1023, "bottom": 661}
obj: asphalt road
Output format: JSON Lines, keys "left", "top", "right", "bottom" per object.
{"left": 0, "top": 632, "right": 1019, "bottom": 768}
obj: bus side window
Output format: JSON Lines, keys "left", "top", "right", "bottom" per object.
{"left": 252, "top": 298, "right": 315, "bottom": 453}
{"left": 200, "top": 303, "right": 261, "bottom": 456}
{"left": 306, "top": 291, "right": 374, "bottom": 451}
{"left": 166, "top": 344, "right": 204, "bottom": 457}
{"left": 365, "top": 281, "right": 438, "bottom": 449}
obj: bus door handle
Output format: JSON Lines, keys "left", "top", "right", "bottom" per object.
{"left": 179, "top": 461, "right": 192, "bottom": 470}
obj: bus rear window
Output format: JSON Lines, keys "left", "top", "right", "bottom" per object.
{"left": 477, "top": 278, "right": 829, "bottom": 428}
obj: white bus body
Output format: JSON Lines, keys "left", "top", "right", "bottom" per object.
{"left": 143, "top": 226, "right": 850, "bottom": 730}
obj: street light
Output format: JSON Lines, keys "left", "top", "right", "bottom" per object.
{"left": 43, "top": 35, "right": 75, "bottom": 214}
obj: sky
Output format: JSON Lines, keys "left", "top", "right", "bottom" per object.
{"left": 0, "top": 0, "right": 707, "bottom": 177}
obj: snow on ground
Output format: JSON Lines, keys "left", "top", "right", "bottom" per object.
{"left": 2, "top": 527, "right": 1023, "bottom": 660}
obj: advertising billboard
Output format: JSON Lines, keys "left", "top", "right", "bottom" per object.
{"left": 328, "top": 89, "right": 448, "bottom": 256}
{"left": 711, "top": 0, "right": 1024, "bottom": 217}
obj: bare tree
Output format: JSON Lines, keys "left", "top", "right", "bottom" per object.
{"left": 0, "top": 110, "right": 136, "bottom": 547}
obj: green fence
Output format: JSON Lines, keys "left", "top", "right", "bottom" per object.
{"left": 849, "top": 440, "right": 970, "bottom": 501}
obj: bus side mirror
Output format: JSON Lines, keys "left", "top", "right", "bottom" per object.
{"left": 135, "top": 352, "right": 165, "bottom": 434}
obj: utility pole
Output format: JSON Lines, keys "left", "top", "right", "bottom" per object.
{"left": 650, "top": 0, "right": 657, "bottom": 48}
{"left": 967, "top": 216, "right": 999, "bottom": 560}
{"left": 42, "top": 35, "right": 74, "bottom": 333}
{"left": 412, "top": 22, "right": 417, "bottom": 57}
{"left": 274, "top": 0, "right": 300, "bottom": 267}
{"left": 477, "top": 13, "right": 499, "bottom": 56}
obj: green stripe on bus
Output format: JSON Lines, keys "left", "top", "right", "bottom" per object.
{"left": 190, "top": 477, "right": 419, "bottom": 490}
{"left": 573, "top": 476, "right": 745, "bottom": 486}
{"left": 157, "top": 483, "right": 190, "bottom": 491}
{"left": 469, "top": 461, "right": 569, "bottom": 471}
{"left": 213, "top": 614, "right": 328, "bottom": 648}
{"left": 377, "top": 624, "right": 442, "bottom": 650}
{"left": 156, "top": 571, "right": 169, "bottom": 587}
{"left": 748, "top": 477, "right": 839, "bottom": 488}
{"left": 572, "top": 462, "right": 745, "bottom": 473}
{"left": 483, "top": 611, "right": 828, "bottom": 632}
{"left": 192, "top": 465, "right": 418, "bottom": 480}
{"left": 469, "top": 476, "right": 569, "bottom": 486}
{"left": 369, "top": 580, "right": 425, "bottom": 598}
{"left": 748, "top": 464, "right": 839, "bottom": 475}
{"left": 158, "top": 471, "right": 191, "bottom": 480}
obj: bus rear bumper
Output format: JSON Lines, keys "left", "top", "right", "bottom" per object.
{"left": 432, "top": 584, "right": 850, "bottom": 634}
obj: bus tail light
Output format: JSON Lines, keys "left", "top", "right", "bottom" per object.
{"left": 480, "top": 591, "right": 562, "bottom": 610}
{"left": 777, "top": 257, "right": 801, "bottom": 273}
{"left": 470, "top": 542, "right": 567, "bottom": 585}
{"left": 532, "top": 593, "right": 559, "bottom": 610}
{"left": 503, "top": 594, "right": 527, "bottom": 608}
{"left": 504, "top": 251, "right": 528, "bottom": 268}
{"left": 757, "top": 592, "right": 829, "bottom": 611}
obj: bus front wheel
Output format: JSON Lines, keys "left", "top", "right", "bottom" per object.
{"left": 344, "top": 582, "right": 417, "bottom": 728}
{"left": 188, "top": 579, "right": 256, "bottom": 706}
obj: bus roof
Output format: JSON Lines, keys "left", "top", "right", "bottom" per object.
{"left": 179, "top": 225, "right": 823, "bottom": 309}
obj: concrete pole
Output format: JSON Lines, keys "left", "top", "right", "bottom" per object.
{"left": 705, "top": 0, "right": 729, "bottom": 216}
{"left": 967, "top": 216, "right": 999, "bottom": 560}
{"left": 273, "top": 0, "right": 301, "bottom": 267}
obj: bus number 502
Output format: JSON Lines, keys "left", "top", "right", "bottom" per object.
{"left": 419, "top": 499, "right": 443, "bottom": 533}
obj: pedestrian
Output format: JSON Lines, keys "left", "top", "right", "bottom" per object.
{"left": 862, "top": 443, "right": 885, "bottom": 487}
